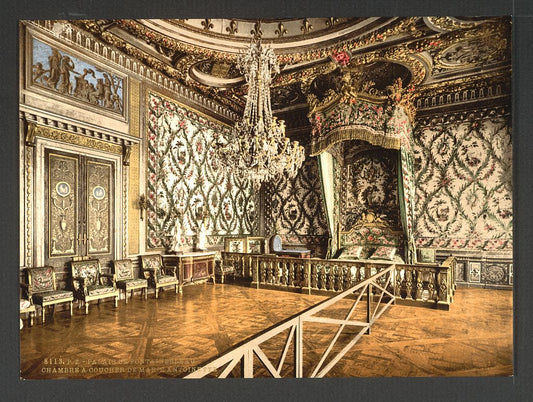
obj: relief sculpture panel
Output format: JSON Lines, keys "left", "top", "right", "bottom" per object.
{"left": 49, "top": 153, "right": 78, "bottom": 257}
{"left": 87, "top": 161, "right": 112, "bottom": 255}
{"left": 30, "top": 37, "right": 125, "bottom": 115}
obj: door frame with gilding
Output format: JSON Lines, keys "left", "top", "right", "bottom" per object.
{"left": 33, "top": 137, "right": 124, "bottom": 269}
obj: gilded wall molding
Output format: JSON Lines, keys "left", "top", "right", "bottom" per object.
{"left": 123, "top": 167, "right": 128, "bottom": 258}
{"left": 25, "top": 147, "right": 33, "bottom": 267}
{"left": 128, "top": 144, "right": 140, "bottom": 256}
{"left": 129, "top": 79, "right": 141, "bottom": 137}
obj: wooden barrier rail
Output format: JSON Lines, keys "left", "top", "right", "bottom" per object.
{"left": 184, "top": 264, "right": 396, "bottom": 378}
{"left": 221, "top": 252, "right": 456, "bottom": 309}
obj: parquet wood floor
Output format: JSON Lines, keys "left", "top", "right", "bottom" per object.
{"left": 19, "top": 283, "right": 512, "bottom": 379}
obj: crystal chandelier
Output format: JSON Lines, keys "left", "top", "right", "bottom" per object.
{"left": 215, "top": 39, "right": 305, "bottom": 183}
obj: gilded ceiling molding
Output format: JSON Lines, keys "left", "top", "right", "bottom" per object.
{"left": 424, "top": 17, "right": 489, "bottom": 33}
{"left": 432, "top": 26, "right": 510, "bottom": 71}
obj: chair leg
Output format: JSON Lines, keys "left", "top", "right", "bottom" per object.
{"left": 114, "top": 296, "right": 118, "bottom": 308}
{"left": 144, "top": 288, "right": 147, "bottom": 300}
{"left": 124, "top": 290, "right": 128, "bottom": 304}
{"left": 175, "top": 284, "right": 179, "bottom": 294}
{"left": 42, "top": 306, "right": 45, "bottom": 325}
{"left": 155, "top": 288, "right": 159, "bottom": 299}
{"left": 85, "top": 302, "right": 89, "bottom": 315}
{"left": 69, "top": 301, "right": 73, "bottom": 316}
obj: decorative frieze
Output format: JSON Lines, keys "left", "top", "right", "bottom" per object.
{"left": 25, "top": 20, "right": 238, "bottom": 123}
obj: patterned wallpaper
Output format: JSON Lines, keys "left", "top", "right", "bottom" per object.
{"left": 146, "top": 93, "right": 256, "bottom": 249}
{"left": 263, "top": 155, "right": 329, "bottom": 256}
{"left": 414, "top": 113, "right": 512, "bottom": 251}
{"left": 341, "top": 144, "right": 400, "bottom": 232}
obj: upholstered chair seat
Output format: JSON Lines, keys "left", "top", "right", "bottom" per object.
{"left": 140, "top": 254, "right": 180, "bottom": 299}
{"left": 32, "top": 290, "right": 74, "bottom": 304}
{"left": 118, "top": 278, "right": 147, "bottom": 287}
{"left": 70, "top": 259, "right": 119, "bottom": 314}
{"left": 22, "top": 266, "right": 73, "bottom": 324}
{"left": 112, "top": 259, "right": 148, "bottom": 303}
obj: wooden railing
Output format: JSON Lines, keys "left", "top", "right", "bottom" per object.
{"left": 394, "top": 256, "right": 456, "bottom": 308}
{"left": 184, "top": 265, "right": 396, "bottom": 378}
{"left": 221, "top": 252, "right": 456, "bottom": 309}
{"left": 220, "top": 252, "right": 255, "bottom": 278}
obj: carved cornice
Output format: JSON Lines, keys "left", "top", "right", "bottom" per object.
{"left": 414, "top": 70, "right": 511, "bottom": 111}
{"left": 20, "top": 109, "right": 139, "bottom": 158}
{"left": 415, "top": 105, "right": 511, "bottom": 127}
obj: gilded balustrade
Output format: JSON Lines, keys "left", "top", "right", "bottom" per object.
{"left": 221, "top": 252, "right": 456, "bottom": 309}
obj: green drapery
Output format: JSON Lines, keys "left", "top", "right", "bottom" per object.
{"left": 398, "top": 146, "right": 417, "bottom": 263}
{"left": 317, "top": 151, "right": 337, "bottom": 258}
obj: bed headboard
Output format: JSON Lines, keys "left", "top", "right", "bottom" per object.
{"left": 337, "top": 212, "right": 404, "bottom": 260}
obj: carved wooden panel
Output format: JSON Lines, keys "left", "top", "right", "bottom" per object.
{"left": 86, "top": 160, "right": 113, "bottom": 255}
{"left": 48, "top": 153, "right": 78, "bottom": 257}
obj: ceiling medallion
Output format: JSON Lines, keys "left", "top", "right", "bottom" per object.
{"left": 215, "top": 39, "right": 305, "bottom": 184}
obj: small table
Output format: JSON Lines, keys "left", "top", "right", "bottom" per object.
{"left": 163, "top": 251, "right": 216, "bottom": 286}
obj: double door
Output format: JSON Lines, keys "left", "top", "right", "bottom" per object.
{"left": 44, "top": 149, "right": 115, "bottom": 268}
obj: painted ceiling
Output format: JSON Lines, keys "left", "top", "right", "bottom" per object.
{"left": 72, "top": 17, "right": 511, "bottom": 124}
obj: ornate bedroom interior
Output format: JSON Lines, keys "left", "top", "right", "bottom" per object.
{"left": 18, "top": 17, "right": 513, "bottom": 380}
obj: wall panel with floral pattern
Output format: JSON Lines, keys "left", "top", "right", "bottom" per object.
{"left": 414, "top": 112, "right": 512, "bottom": 252}
{"left": 263, "top": 156, "right": 329, "bottom": 257}
{"left": 146, "top": 93, "right": 256, "bottom": 249}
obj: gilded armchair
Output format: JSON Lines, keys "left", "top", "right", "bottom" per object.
{"left": 22, "top": 266, "right": 73, "bottom": 324}
{"left": 140, "top": 254, "right": 180, "bottom": 299}
{"left": 112, "top": 259, "right": 148, "bottom": 303}
{"left": 70, "top": 259, "right": 119, "bottom": 314}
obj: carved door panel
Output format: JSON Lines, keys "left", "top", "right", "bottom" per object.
{"left": 45, "top": 149, "right": 114, "bottom": 269}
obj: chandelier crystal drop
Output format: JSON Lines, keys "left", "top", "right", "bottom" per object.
{"left": 215, "top": 39, "right": 305, "bottom": 184}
